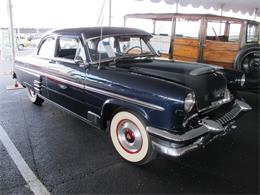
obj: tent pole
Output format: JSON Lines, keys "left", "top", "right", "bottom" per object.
{"left": 219, "top": 4, "right": 224, "bottom": 35}
{"left": 109, "top": 0, "right": 112, "bottom": 26}
{"left": 254, "top": 8, "right": 258, "bottom": 20}
{"left": 176, "top": 0, "right": 179, "bottom": 13}
{"left": 7, "top": 0, "right": 15, "bottom": 64}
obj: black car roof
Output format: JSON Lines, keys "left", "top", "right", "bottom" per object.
{"left": 50, "top": 27, "right": 152, "bottom": 39}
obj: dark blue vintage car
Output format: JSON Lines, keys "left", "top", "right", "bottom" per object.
{"left": 13, "top": 27, "right": 251, "bottom": 165}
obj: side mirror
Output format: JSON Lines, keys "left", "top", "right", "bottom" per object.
{"left": 74, "top": 56, "right": 88, "bottom": 68}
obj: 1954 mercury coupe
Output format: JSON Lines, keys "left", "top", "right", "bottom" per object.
{"left": 13, "top": 27, "right": 252, "bottom": 165}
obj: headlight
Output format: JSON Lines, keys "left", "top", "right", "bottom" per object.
{"left": 184, "top": 92, "right": 195, "bottom": 113}
{"left": 240, "top": 74, "right": 246, "bottom": 87}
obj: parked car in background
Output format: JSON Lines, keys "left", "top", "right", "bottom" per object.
{"left": 16, "top": 38, "right": 30, "bottom": 50}
{"left": 13, "top": 27, "right": 251, "bottom": 165}
{"left": 124, "top": 13, "right": 260, "bottom": 90}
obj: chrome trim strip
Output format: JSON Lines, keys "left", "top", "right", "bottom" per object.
{"left": 33, "top": 80, "right": 40, "bottom": 84}
{"left": 83, "top": 85, "right": 165, "bottom": 111}
{"left": 16, "top": 66, "right": 40, "bottom": 78}
{"left": 34, "top": 87, "right": 40, "bottom": 91}
{"left": 51, "top": 57, "right": 76, "bottom": 64}
{"left": 34, "top": 83, "right": 40, "bottom": 88}
{"left": 15, "top": 65, "right": 164, "bottom": 111}
{"left": 87, "top": 111, "right": 101, "bottom": 119}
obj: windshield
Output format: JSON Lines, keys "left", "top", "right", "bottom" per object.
{"left": 247, "top": 23, "right": 260, "bottom": 43}
{"left": 86, "top": 35, "right": 155, "bottom": 62}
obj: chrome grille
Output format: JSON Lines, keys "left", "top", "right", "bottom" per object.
{"left": 216, "top": 105, "right": 241, "bottom": 125}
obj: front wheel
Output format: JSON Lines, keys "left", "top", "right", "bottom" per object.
{"left": 110, "top": 111, "right": 155, "bottom": 165}
{"left": 27, "top": 88, "right": 44, "bottom": 105}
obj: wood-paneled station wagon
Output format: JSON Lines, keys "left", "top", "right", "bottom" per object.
{"left": 124, "top": 13, "right": 260, "bottom": 90}
{"left": 13, "top": 27, "right": 251, "bottom": 165}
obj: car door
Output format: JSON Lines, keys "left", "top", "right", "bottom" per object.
{"left": 31, "top": 35, "right": 57, "bottom": 98}
{"left": 46, "top": 35, "right": 89, "bottom": 118}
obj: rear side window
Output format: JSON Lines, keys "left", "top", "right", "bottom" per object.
{"left": 38, "top": 37, "right": 56, "bottom": 58}
{"left": 55, "top": 37, "right": 86, "bottom": 61}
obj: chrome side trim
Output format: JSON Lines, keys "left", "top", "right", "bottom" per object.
{"left": 83, "top": 85, "right": 165, "bottom": 111}
{"left": 34, "top": 83, "right": 40, "bottom": 88}
{"left": 16, "top": 66, "right": 40, "bottom": 78}
{"left": 87, "top": 111, "right": 101, "bottom": 119}
{"left": 33, "top": 80, "right": 41, "bottom": 84}
{"left": 34, "top": 87, "right": 40, "bottom": 92}
{"left": 51, "top": 57, "right": 75, "bottom": 64}
{"left": 16, "top": 65, "right": 164, "bottom": 111}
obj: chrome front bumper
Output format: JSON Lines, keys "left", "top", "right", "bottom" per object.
{"left": 146, "top": 100, "right": 251, "bottom": 157}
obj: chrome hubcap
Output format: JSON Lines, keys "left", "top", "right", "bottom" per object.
{"left": 117, "top": 119, "right": 143, "bottom": 154}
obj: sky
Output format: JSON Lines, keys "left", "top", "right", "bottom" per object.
{"left": 0, "top": 0, "right": 259, "bottom": 29}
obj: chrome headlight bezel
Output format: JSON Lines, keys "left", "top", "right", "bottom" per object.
{"left": 184, "top": 92, "right": 196, "bottom": 113}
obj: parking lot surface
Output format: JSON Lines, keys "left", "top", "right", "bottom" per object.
{"left": 0, "top": 74, "right": 259, "bottom": 194}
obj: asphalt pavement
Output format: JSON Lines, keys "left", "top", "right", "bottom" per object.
{"left": 0, "top": 74, "right": 259, "bottom": 194}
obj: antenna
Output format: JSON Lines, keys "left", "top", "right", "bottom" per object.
{"left": 97, "top": 0, "right": 106, "bottom": 70}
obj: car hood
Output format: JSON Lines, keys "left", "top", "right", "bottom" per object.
{"left": 117, "top": 60, "right": 227, "bottom": 110}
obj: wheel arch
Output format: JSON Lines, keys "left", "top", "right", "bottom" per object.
{"left": 100, "top": 99, "right": 149, "bottom": 131}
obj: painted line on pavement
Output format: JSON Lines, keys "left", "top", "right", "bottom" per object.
{"left": 0, "top": 125, "right": 50, "bottom": 195}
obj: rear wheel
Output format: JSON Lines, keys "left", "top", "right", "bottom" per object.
{"left": 110, "top": 111, "right": 155, "bottom": 165}
{"left": 27, "top": 88, "right": 44, "bottom": 105}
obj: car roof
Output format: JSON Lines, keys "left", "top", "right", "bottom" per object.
{"left": 49, "top": 27, "right": 152, "bottom": 39}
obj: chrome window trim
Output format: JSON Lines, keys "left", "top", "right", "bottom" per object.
{"left": 15, "top": 65, "right": 165, "bottom": 112}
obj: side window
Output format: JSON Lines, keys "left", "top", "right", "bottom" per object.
{"left": 175, "top": 18, "right": 200, "bottom": 39}
{"left": 38, "top": 37, "right": 56, "bottom": 58}
{"left": 228, "top": 23, "right": 241, "bottom": 42}
{"left": 55, "top": 37, "right": 86, "bottom": 61}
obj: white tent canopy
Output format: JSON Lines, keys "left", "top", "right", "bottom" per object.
{"left": 135, "top": 0, "right": 260, "bottom": 16}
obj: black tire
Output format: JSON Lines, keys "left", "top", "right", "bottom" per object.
{"left": 110, "top": 111, "right": 156, "bottom": 165}
{"left": 234, "top": 44, "right": 260, "bottom": 76}
{"left": 18, "top": 44, "right": 24, "bottom": 51}
{"left": 26, "top": 88, "right": 44, "bottom": 105}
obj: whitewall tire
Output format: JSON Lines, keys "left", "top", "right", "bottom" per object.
{"left": 110, "top": 111, "right": 155, "bottom": 165}
{"left": 27, "top": 88, "right": 44, "bottom": 105}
